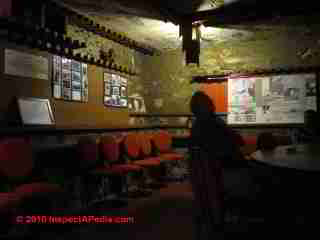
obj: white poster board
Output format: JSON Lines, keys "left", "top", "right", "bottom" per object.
{"left": 4, "top": 49, "right": 49, "bottom": 80}
{"left": 228, "top": 73, "right": 317, "bottom": 124}
{"left": 17, "top": 98, "right": 55, "bottom": 125}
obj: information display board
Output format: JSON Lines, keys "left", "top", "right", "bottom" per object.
{"left": 228, "top": 73, "right": 317, "bottom": 124}
{"left": 103, "top": 72, "right": 128, "bottom": 108}
{"left": 52, "top": 55, "right": 88, "bottom": 102}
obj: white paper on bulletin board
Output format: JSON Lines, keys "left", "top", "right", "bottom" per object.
{"left": 4, "top": 49, "right": 49, "bottom": 80}
{"left": 228, "top": 73, "right": 317, "bottom": 124}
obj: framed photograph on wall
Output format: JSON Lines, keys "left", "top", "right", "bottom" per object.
{"left": 104, "top": 71, "right": 128, "bottom": 108}
{"left": 52, "top": 55, "right": 88, "bottom": 102}
{"left": 120, "top": 86, "right": 127, "bottom": 97}
{"left": 104, "top": 83, "right": 111, "bottom": 96}
{"left": 71, "top": 60, "right": 81, "bottom": 72}
{"left": 62, "top": 58, "right": 71, "bottom": 69}
{"left": 112, "top": 86, "right": 120, "bottom": 96}
{"left": 121, "top": 77, "right": 127, "bottom": 86}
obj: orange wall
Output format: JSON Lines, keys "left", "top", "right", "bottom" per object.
{"left": 200, "top": 82, "right": 227, "bottom": 113}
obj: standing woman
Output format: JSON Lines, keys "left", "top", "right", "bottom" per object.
{"left": 188, "top": 91, "right": 244, "bottom": 239}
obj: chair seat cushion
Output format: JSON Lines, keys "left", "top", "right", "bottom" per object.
{"left": 108, "top": 164, "right": 142, "bottom": 174}
{"left": 0, "top": 192, "right": 21, "bottom": 212}
{"left": 133, "top": 158, "right": 161, "bottom": 167}
{"left": 90, "top": 166, "right": 114, "bottom": 175}
{"left": 160, "top": 153, "right": 184, "bottom": 161}
{"left": 14, "top": 182, "right": 63, "bottom": 198}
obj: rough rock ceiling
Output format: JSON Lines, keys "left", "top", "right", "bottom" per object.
{"left": 55, "top": 0, "right": 320, "bottom": 52}
{"left": 55, "top": 0, "right": 254, "bottom": 51}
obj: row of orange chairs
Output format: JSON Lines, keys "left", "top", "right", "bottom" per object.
{"left": 76, "top": 130, "right": 185, "bottom": 201}
{"left": 0, "top": 131, "right": 185, "bottom": 235}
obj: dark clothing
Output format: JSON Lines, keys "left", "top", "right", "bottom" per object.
{"left": 190, "top": 114, "right": 245, "bottom": 168}
{"left": 189, "top": 114, "right": 260, "bottom": 239}
{"left": 189, "top": 115, "right": 239, "bottom": 239}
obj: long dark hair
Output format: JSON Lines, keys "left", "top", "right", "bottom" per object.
{"left": 190, "top": 91, "right": 216, "bottom": 119}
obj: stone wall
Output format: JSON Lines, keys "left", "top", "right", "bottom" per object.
{"left": 140, "top": 25, "right": 320, "bottom": 114}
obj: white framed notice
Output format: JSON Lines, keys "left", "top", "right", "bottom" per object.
{"left": 17, "top": 97, "right": 55, "bottom": 125}
{"left": 4, "top": 49, "right": 49, "bottom": 80}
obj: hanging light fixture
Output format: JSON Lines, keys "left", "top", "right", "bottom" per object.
{"left": 179, "top": 20, "right": 203, "bottom": 66}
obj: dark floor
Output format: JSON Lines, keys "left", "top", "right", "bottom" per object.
{"left": 9, "top": 180, "right": 317, "bottom": 240}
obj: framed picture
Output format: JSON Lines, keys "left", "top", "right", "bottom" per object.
{"left": 62, "top": 58, "right": 71, "bottom": 69}
{"left": 53, "top": 68, "right": 61, "bottom": 83}
{"left": 104, "top": 72, "right": 112, "bottom": 83}
{"left": 62, "top": 80, "right": 71, "bottom": 89}
{"left": 62, "top": 88, "right": 71, "bottom": 99}
{"left": 53, "top": 55, "right": 61, "bottom": 64}
{"left": 120, "top": 98, "right": 127, "bottom": 107}
{"left": 52, "top": 55, "right": 88, "bottom": 102}
{"left": 72, "top": 80, "right": 81, "bottom": 91}
{"left": 62, "top": 69, "right": 71, "bottom": 81}
{"left": 104, "top": 72, "right": 128, "bottom": 108}
{"left": 82, "top": 63, "right": 87, "bottom": 76}
{"left": 121, "top": 77, "right": 127, "bottom": 86}
{"left": 128, "top": 96, "right": 146, "bottom": 113}
{"left": 72, "top": 91, "right": 81, "bottom": 101}
{"left": 120, "top": 86, "right": 127, "bottom": 97}
{"left": 112, "top": 86, "right": 120, "bottom": 96}
{"left": 17, "top": 97, "right": 55, "bottom": 125}
{"left": 72, "top": 71, "right": 81, "bottom": 82}
{"left": 53, "top": 85, "right": 61, "bottom": 98}
{"left": 72, "top": 60, "right": 81, "bottom": 72}
{"left": 105, "top": 83, "right": 111, "bottom": 96}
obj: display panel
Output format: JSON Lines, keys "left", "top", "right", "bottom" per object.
{"left": 52, "top": 55, "right": 88, "bottom": 102}
{"left": 103, "top": 71, "right": 128, "bottom": 108}
{"left": 228, "top": 73, "right": 317, "bottom": 124}
{"left": 17, "top": 97, "right": 55, "bottom": 125}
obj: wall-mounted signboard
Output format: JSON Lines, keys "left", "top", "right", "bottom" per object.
{"left": 17, "top": 97, "right": 55, "bottom": 125}
{"left": 4, "top": 49, "right": 49, "bottom": 80}
{"left": 103, "top": 72, "right": 128, "bottom": 108}
{"left": 227, "top": 73, "right": 317, "bottom": 124}
{"left": 52, "top": 55, "right": 88, "bottom": 102}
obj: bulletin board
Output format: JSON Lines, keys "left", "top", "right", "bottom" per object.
{"left": 227, "top": 73, "right": 317, "bottom": 124}
{"left": 103, "top": 72, "right": 128, "bottom": 108}
{"left": 52, "top": 55, "right": 88, "bottom": 102}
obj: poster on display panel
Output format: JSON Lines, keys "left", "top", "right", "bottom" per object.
{"left": 227, "top": 73, "right": 317, "bottom": 124}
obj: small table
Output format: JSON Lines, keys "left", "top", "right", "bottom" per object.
{"left": 250, "top": 144, "right": 320, "bottom": 172}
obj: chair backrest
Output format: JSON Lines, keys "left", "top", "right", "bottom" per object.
{"left": 257, "top": 132, "right": 278, "bottom": 151}
{"left": 76, "top": 136, "right": 99, "bottom": 170}
{"left": 0, "top": 138, "right": 33, "bottom": 178}
{"left": 123, "top": 133, "right": 140, "bottom": 159}
{"left": 152, "top": 130, "right": 172, "bottom": 153}
{"left": 241, "top": 136, "right": 258, "bottom": 156}
{"left": 139, "top": 133, "right": 152, "bottom": 157}
{"left": 99, "top": 135, "right": 120, "bottom": 164}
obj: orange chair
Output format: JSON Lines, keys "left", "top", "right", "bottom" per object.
{"left": 76, "top": 136, "right": 129, "bottom": 205}
{"left": 151, "top": 131, "right": 184, "bottom": 162}
{"left": 241, "top": 135, "right": 258, "bottom": 157}
{"left": 134, "top": 133, "right": 162, "bottom": 167}
{"left": 0, "top": 138, "right": 64, "bottom": 234}
{"left": 99, "top": 135, "right": 148, "bottom": 198}
{"left": 123, "top": 133, "right": 164, "bottom": 191}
